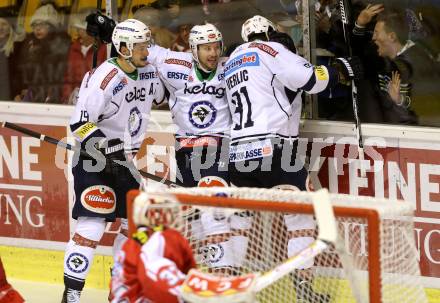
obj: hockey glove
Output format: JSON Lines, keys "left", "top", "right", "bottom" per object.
{"left": 333, "top": 56, "right": 364, "bottom": 85}
{"left": 97, "top": 138, "right": 128, "bottom": 177}
{"left": 268, "top": 31, "right": 297, "bottom": 54}
{"left": 86, "top": 12, "right": 116, "bottom": 44}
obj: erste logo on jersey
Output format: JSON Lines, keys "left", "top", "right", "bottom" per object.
{"left": 139, "top": 71, "right": 157, "bottom": 80}
{"left": 167, "top": 71, "right": 189, "bottom": 80}
{"left": 113, "top": 77, "right": 128, "bottom": 96}
{"left": 128, "top": 107, "right": 142, "bottom": 136}
{"left": 189, "top": 101, "right": 217, "bottom": 129}
{"left": 224, "top": 52, "right": 260, "bottom": 77}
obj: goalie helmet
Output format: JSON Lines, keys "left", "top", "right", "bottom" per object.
{"left": 132, "top": 192, "right": 180, "bottom": 230}
{"left": 241, "top": 15, "right": 276, "bottom": 42}
{"left": 189, "top": 23, "right": 223, "bottom": 64}
{"left": 112, "top": 19, "right": 151, "bottom": 59}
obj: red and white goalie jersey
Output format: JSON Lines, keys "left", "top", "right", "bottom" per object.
{"left": 111, "top": 228, "right": 196, "bottom": 303}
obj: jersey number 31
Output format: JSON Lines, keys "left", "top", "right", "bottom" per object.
{"left": 231, "top": 86, "right": 254, "bottom": 130}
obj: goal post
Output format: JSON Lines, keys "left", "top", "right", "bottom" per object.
{"left": 126, "top": 187, "right": 427, "bottom": 303}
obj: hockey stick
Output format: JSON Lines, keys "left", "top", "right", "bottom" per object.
{"left": 339, "top": 0, "right": 367, "bottom": 177}
{"left": 92, "top": 0, "right": 102, "bottom": 69}
{"left": 1, "top": 121, "right": 176, "bottom": 186}
{"left": 181, "top": 189, "right": 338, "bottom": 302}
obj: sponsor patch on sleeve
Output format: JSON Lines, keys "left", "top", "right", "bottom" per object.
{"left": 314, "top": 66, "right": 329, "bottom": 81}
{"left": 248, "top": 42, "right": 279, "bottom": 57}
{"left": 164, "top": 58, "right": 192, "bottom": 69}
{"left": 100, "top": 68, "right": 118, "bottom": 90}
{"left": 73, "top": 122, "right": 98, "bottom": 140}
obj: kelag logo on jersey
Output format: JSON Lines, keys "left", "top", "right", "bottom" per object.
{"left": 128, "top": 107, "right": 142, "bottom": 136}
{"left": 184, "top": 83, "right": 225, "bottom": 99}
{"left": 189, "top": 101, "right": 217, "bottom": 129}
{"left": 112, "top": 78, "right": 128, "bottom": 96}
{"left": 224, "top": 52, "right": 259, "bottom": 77}
{"left": 125, "top": 87, "right": 146, "bottom": 102}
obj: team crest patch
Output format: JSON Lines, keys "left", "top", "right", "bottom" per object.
{"left": 81, "top": 185, "right": 116, "bottom": 214}
{"left": 100, "top": 68, "right": 118, "bottom": 90}
{"left": 66, "top": 253, "right": 89, "bottom": 274}
{"left": 128, "top": 107, "right": 142, "bottom": 136}
{"left": 189, "top": 101, "right": 217, "bottom": 129}
{"left": 199, "top": 244, "right": 225, "bottom": 265}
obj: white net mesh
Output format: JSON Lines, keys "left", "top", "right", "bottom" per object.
{"left": 129, "top": 187, "right": 427, "bottom": 303}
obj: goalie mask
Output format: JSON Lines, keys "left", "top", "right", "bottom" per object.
{"left": 241, "top": 15, "right": 276, "bottom": 42}
{"left": 112, "top": 19, "right": 151, "bottom": 59}
{"left": 189, "top": 23, "right": 223, "bottom": 65}
{"left": 132, "top": 192, "right": 180, "bottom": 230}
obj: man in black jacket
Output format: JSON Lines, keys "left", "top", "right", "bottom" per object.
{"left": 353, "top": 5, "right": 440, "bottom": 125}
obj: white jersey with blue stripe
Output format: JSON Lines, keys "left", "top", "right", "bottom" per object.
{"left": 148, "top": 45, "right": 231, "bottom": 138}
{"left": 224, "top": 40, "right": 331, "bottom": 143}
{"left": 70, "top": 58, "right": 165, "bottom": 153}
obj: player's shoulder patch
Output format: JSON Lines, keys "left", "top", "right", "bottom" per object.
{"left": 248, "top": 42, "right": 279, "bottom": 57}
{"left": 164, "top": 58, "right": 193, "bottom": 69}
{"left": 100, "top": 68, "right": 118, "bottom": 90}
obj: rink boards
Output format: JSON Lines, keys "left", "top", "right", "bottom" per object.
{"left": 0, "top": 102, "right": 439, "bottom": 300}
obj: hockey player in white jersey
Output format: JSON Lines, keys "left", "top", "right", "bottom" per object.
{"left": 225, "top": 15, "right": 362, "bottom": 303}
{"left": 62, "top": 19, "right": 164, "bottom": 303}
{"left": 147, "top": 23, "right": 230, "bottom": 188}
{"left": 145, "top": 24, "right": 256, "bottom": 275}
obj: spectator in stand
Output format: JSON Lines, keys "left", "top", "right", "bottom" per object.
{"left": 171, "top": 23, "right": 192, "bottom": 52}
{"left": 133, "top": 6, "right": 176, "bottom": 49}
{"left": 313, "top": 0, "right": 354, "bottom": 121}
{"left": 61, "top": 8, "right": 107, "bottom": 104}
{"left": 0, "top": 9, "right": 23, "bottom": 101}
{"left": 353, "top": 5, "right": 440, "bottom": 125}
{"left": 10, "top": 3, "right": 70, "bottom": 103}
{"left": 150, "top": 0, "right": 182, "bottom": 32}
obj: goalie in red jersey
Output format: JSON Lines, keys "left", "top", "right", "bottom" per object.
{"left": 110, "top": 192, "right": 196, "bottom": 303}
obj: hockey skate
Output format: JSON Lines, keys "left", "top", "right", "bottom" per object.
{"left": 61, "top": 288, "right": 81, "bottom": 303}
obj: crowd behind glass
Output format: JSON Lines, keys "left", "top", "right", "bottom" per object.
{"left": 0, "top": 0, "right": 439, "bottom": 127}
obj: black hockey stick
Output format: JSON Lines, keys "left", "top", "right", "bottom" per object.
{"left": 92, "top": 0, "right": 102, "bottom": 68}
{"left": 339, "top": 0, "right": 366, "bottom": 176}
{"left": 1, "top": 121, "right": 176, "bottom": 186}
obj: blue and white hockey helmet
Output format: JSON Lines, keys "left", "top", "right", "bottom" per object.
{"left": 189, "top": 23, "right": 223, "bottom": 63}
{"left": 112, "top": 19, "right": 151, "bottom": 59}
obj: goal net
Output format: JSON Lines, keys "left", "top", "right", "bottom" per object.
{"left": 126, "top": 187, "right": 427, "bottom": 303}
